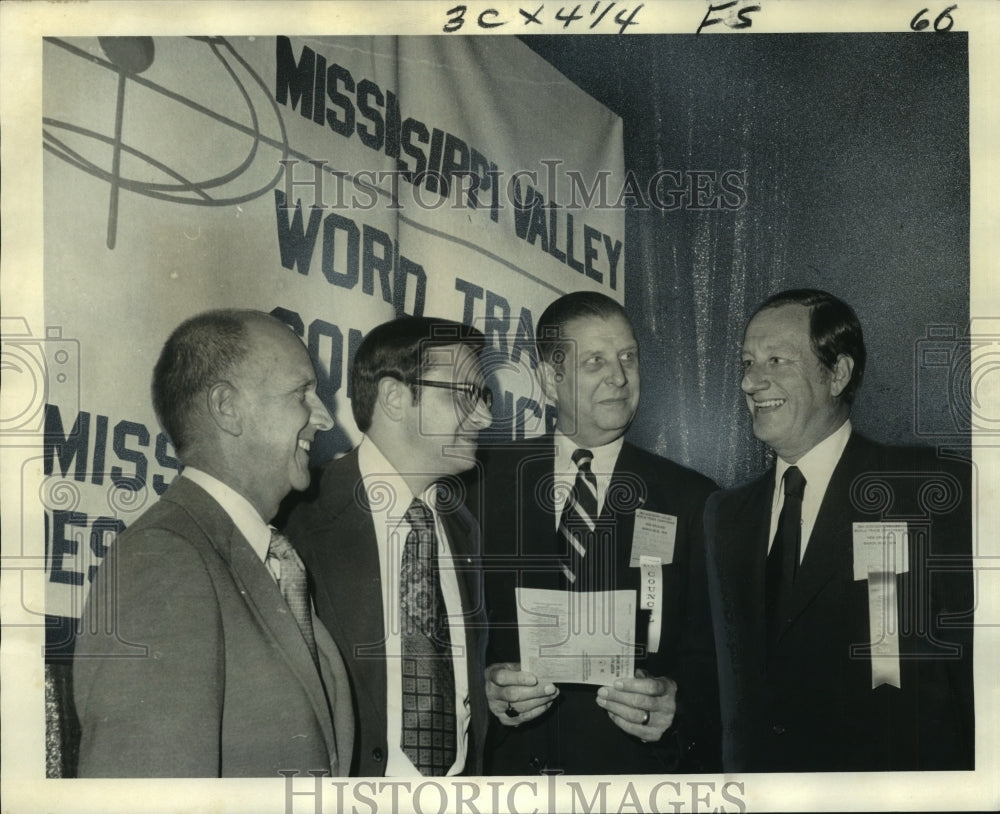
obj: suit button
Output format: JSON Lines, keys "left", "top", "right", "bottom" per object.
{"left": 528, "top": 756, "right": 542, "bottom": 770}
{"left": 372, "top": 747, "right": 385, "bottom": 762}
{"left": 772, "top": 724, "right": 786, "bottom": 735}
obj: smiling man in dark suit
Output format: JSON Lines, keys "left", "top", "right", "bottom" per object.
{"left": 479, "top": 291, "right": 720, "bottom": 775}
{"left": 705, "top": 288, "right": 974, "bottom": 771}
{"left": 283, "top": 316, "right": 492, "bottom": 777}
{"left": 74, "top": 309, "right": 354, "bottom": 777}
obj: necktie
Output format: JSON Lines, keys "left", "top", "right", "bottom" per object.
{"left": 559, "top": 448, "right": 603, "bottom": 589}
{"left": 766, "top": 466, "right": 806, "bottom": 642}
{"left": 267, "top": 530, "right": 320, "bottom": 668}
{"left": 399, "top": 498, "right": 456, "bottom": 775}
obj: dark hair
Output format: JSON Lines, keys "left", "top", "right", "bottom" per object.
{"left": 535, "top": 291, "right": 632, "bottom": 365}
{"left": 351, "top": 316, "right": 486, "bottom": 432}
{"left": 752, "top": 288, "right": 867, "bottom": 404}
{"left": 151, "top": 309, "right": 264, "bottom": 454}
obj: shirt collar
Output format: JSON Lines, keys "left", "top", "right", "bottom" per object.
{"left": 774, "top": 419, "right": 852, "bottom": 502}
{"left": 182, "top": 467, "right": 273, "bottom": 563}
{"left": 553, "top": 429, "right": 625, "bottom": 473}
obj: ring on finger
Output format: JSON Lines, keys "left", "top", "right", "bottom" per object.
{"left": 640, "top": 709, "right": 650, "bottom": 726}
{"left": 505, "top": 703, "right": 520, "bottom": 719}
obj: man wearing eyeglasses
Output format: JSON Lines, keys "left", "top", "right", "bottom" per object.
{"left": 478, "top": 291, "right": 721, "bottom": 774}
{"left": 283, "top": 316, "right": 493, "bottom": 777}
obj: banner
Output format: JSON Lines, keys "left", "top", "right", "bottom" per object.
{"left": 37, "top": 34, "right": 624, "bottom": 623}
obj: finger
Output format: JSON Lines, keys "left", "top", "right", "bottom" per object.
{"left": 613, "top": 675, "right": 675, "bottom": 697}
{"left": 487, "top": 664, "right": 542, "bottom": 689}
{"left": 504, "top": 695, "right": 558, "bottom": 722}
{"left": 605, "top": 710, "right": 667, "bottom": 741}
{"left": 500, "top": 682, "right": 559, "bottom": 705}
{"left": 490, "top": 690, "right": 559, "bottom": 725}
{"left": 488, "top": 680, "right": 558, "bottom": 708}
{"left": 598, "top": 685, "right": 676, "bottom": 719}
{"left": 598, "top": 686, "right": 675, "bottom": 713}
{"left": 596, "top": 694, "right": 652, "bottom": 725}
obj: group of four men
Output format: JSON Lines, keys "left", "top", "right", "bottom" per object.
{"left": 73, "top": 288, "right": 974, "bottom": 777}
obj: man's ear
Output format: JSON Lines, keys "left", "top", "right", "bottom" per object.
{"left": 375, "top": 376, "right": 408, "bottom": 423}
{"left": 829, "top": 354, "right": 855, "bottom": 399}
{"left": 538, "top": 359, "right": 562, "bottom": 404}
{"left": 207, "top": 381, "right": 242, "bottom": 437}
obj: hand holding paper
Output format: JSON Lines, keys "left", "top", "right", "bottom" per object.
{"left": 485, "top": 662, "right": 559, "bottom": 726}
{"left": 596, "top": 669, "right": 677, "bottom": 742}
{"left": 516, "top": 587, "right": 636, "bottom": 685}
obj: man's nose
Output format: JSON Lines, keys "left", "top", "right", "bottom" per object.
{"left": 741, "top": 365, "right": 767, "bottom": 394}
{"left": 606, "top": 359, "right": 627, "bottom": 387}
{"left": 464, "top": 395, "right": 493, "bottom": 430}
{"left": 309, "top": 393, "right": 335, "bottom": 431}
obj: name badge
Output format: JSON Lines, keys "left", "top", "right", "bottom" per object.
{"left": 853, "top": 522, "right": 909, "bottom": 689}
{"left": 852, "top": 522, "right": 909, "bottom": 580}
{"left": 629, "top": 508, "right": 677, "bottom": 567}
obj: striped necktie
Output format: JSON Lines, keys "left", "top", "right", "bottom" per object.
{"left": 559, "top": 448, "right": 603, "bottom": 588}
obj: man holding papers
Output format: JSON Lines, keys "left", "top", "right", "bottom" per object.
{"left": 704, "top": 289, "right": 974, "bottom": 771}
{"left": 479, "top": 291, "right": 720, "bottom": 774}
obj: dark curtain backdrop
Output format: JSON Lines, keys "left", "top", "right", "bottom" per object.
{"left": 522, "top": 34, "right": 970, "bottom": 488}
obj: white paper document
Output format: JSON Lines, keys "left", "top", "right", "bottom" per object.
{"left": 515, "top": 587, "right": 636, "bottom": 685}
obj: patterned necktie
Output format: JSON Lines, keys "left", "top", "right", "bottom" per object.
{"left": 399, "top": 498, "right": 456, "bottom": 775}
{"left": 559, "top": 448, "right": 602, "bottom": 588}
{"left": 267, "top": 530, "right": 320, "bottom": 668}
{"left": 766, "top": 466, "right": 806, "bottom": 641}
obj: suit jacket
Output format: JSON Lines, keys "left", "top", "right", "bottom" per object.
{"left": 477, "top": 436, "right": 720, "bottom": 774}
{"left": 283, "top": 449, "right": 490, "bottom": 777}
{"left": 73, "top": 476, "right": 354, "bottom": 777}
{"left": 704, "top": 432, "right": 974, "bottom": 771}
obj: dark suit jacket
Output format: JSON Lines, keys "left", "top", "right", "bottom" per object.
{"left": 477, "top": 436, "right": 720, "bottom": 774}
{"left": 283, "top": 448, "right": 490, "bottom": 776}
{"left": 73, "top": 476, "right": 354, "bottom": 777}
{"left": 704, "top": 432, "right": 974, "bottom": 771}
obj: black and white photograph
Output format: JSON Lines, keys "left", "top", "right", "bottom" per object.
{"left": 1, "top": 1, "right": 997, "bottom": 812}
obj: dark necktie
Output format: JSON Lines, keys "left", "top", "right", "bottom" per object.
{"left": 267, "top": 530, "right": 320, "bottom": 668}
{"left": 399, "top": 498, "right": 457, "bottom": 775}
{"left": 766, "top": 466, "right": 806, "bottom": 641}
{"left": 559, "top": 448, "right": 603, "bottom": 589}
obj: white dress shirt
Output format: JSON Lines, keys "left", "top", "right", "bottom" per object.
{"left": 357, "top": 436, "right": 471, "bottom": 776}
{"left": 551, "top": 431, "right": 625, "bottom": 529}
{"left": 768, "top": 420, "right": 852, "bottom": 560}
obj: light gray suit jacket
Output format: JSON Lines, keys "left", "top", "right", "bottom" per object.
{"left": 74, "top": 476, "right": 354, "bottom": 777}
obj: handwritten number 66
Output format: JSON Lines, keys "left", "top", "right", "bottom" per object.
{"left": 910, "top": 5, "right": 958, "bottom": 32}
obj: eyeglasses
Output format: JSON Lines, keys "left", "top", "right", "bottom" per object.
{"left": 410, "top": 378, "right": 494, "bottom": 412}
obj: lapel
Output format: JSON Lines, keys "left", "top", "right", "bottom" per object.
{"left": 719, "top": 473, "right": 772, "bottom": 644}
{"left": 309, "top": 452, "right": 388, "bottom": 739}
{"left": 603, "top": 442, "right": 650, "bottom": 520}
{"left": 777, "top": 432, "right": 870, "bottom": 640}
{"left": 517, "top": 437, "right": 558, "bottom": 557}
{"left": 163, "top": 478, "right": 339, "bottom": 762}
{"left": 439, "top": 489, "right": 480, "bottom": 622}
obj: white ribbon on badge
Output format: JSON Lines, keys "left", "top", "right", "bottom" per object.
{"left": 853, "top": 522, "right": 909, "bottom": 689}
{"left": 639, "top": 555, "right": 662, "bottom": 654}
{"left": 866, "top": 570, "right": 901, "bottom": 689}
